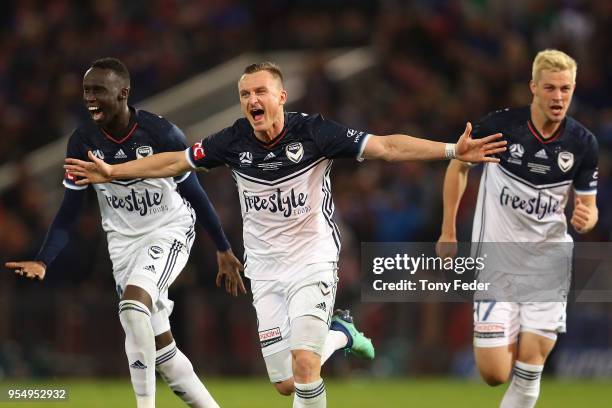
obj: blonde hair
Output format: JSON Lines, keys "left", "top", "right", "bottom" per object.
{"left": 532, "top": 49, "right": 577, "bottom": 83}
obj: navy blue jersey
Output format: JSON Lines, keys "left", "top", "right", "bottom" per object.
{"left": 471, "top": 106, "right": 598, "bottom": 246}
{"left": 185, "top": 112, "right": 370, "bottom": 279}
{"left": 473, "top": 106, "right": 598, "bottom": 193}
{"left": 64, "top": 108, "right": 195, "bottom": 240}
{"left": 65, "top": 108, "right": 190, "bottom": 175}
{"left": 186, "top": 112, "right": 368, "bottom": 174}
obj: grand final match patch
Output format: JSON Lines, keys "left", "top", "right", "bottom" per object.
{"left": 259, "top": 327, "right": 282, "bottom": 348}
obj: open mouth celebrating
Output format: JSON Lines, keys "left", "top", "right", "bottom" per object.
{"left": 88, "top": 106, "right": 104, "bottom": 121}
{"left": 250, "top": 108, "right": 265, "bottom": 123}
{"left": 550, "top": 104, "right": 564, "bottom": 116}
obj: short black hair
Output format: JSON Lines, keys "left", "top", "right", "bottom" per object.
{"left": 90, "top": 57, "right": 130, "bottom": 85}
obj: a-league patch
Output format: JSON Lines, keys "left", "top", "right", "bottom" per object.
{"left": 148, "top": 245, "right": 164, "bottom": 259}
{"left": 259, "top": 327, "right": 282, "bottom": 348}
{"left": 474, "top": 322, "right": 505, "bottom": 339}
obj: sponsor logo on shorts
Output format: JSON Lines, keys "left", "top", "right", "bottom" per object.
{"left": 259, "top": 327, "right": 282, "bottom": 348}
{"left": 149, "top": 246, "right": 164, "bottom": 259}
{"left": 474, "top": 322, "right": 505, "bottom": 339}
{"left": 143, "top": 265, "right": 156, "bottom": 274}
{"left": 130, "top": 360, "right": 147, "bottom": 369}
{"left": 315, "top": 302, "right": 326, "bottom": 312}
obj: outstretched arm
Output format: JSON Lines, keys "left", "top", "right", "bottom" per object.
{"left": 362, "top": 122, "right": 506, "bottom": 163}
{"left": 5, "top": 188, "right": 86, "bottom": 280}
{"left": 65, "top": 150, "right": 191, "bottom": 184}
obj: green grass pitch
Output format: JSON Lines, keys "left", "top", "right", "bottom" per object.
{"left": 1, "top": 378, "right": 610, "bottom": 407}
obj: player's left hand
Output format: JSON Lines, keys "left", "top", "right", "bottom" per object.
{"left": 216, "top": 249, "right": 247, "bottom": 296}
{"left": 455, "top": 122, "right": 507, "bottom": 163}
{"left": 571, "top": 197, "right": 597, "bottom": 234}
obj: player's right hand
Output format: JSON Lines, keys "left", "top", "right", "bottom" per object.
{"left": 5, "top": 261, "right": 46, "bottom": 280}
{"left": 216, "top": 249, "right": 247, "bottom": 297}
{"left": 435, "top": 235, "right": 458, "bottom": 259}
{"left": 64, "top": 150, "right": 113, "bottom": 184}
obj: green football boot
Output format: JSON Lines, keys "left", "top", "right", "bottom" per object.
{"left": 330, "top": 309, "right": 375, "bottom": 360}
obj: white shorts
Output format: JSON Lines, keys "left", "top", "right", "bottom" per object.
{"left": 111, "top": 225, "right": 194, "bottom": 336}
{"left": 252, "top": 262, "right": 338, "bottom": 359}
{"left": 473, "top": 301, "right": 566, "bottom": 348}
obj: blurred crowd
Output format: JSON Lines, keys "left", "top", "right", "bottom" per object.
{"left": 1, "top": 0, "right": 611, "bottom": 378}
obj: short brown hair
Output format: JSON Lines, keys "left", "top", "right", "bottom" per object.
{"left": 243, "top": 62, "right": 284, "bottom": 85}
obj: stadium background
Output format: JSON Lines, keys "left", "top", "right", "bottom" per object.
{"left": 0, "top": 0, "right": 610, "bottom": 406}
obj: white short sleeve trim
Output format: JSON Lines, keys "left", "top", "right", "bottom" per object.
{"left": 174, "top": 171, "right": 191, "bottom": 184}
{"left": 184, "top": 148, "right": 197, "bottom": 169}
{"left": 63, "top": 180, "right": 88, "bottom": 190}
{"left": 356, "top": 133, "right": 372, "bottom": 162}
{"left": 574, "top": 189, "right": 597, "bottom": 195}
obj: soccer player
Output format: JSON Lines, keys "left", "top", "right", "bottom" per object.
{"left": 65, "top": 61, "right": 506, "bottom": 408}
{"left": 436, "top": 50, "right": 598, "bottom": 407}
{"left": 5, "top": 58, "right": 246, "bottom": 408}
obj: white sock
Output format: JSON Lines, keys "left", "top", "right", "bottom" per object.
{"left": 135, "top": 395, "right": 155, "bottom": 408}
{"left": 293, "top": 379, "right": 326, "bottom": 407}
{"left": 156, "top": 341, "right": 219, "bottom": 408}
{"left": 320, "top": 331, "right": 348, "bottom": 365}
{"left": 500, "top": 360, "right": 544, "bottom": 408}
{"left": 118, "top": 300, "right": 156, "bottom": 408}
